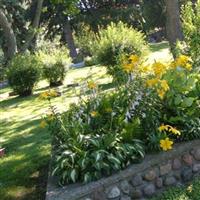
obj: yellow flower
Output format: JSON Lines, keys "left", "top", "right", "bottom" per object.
{"left": 146, "top": 78, "right": 159, "bottom": 87}
{"left": 39, "top": 91, "right": 49, "bottom": 99}
{"left": 129, "top": 55, "right": 139, "bottom": 64}
{"left": 158, "top": 124, "right": 181, "bottom": 136}
{"left": 105, "top": 108, "right": 112, "bottom": 113}
{"left": 152, "top": 62, "right": 166, "bottom": 77}
{"left": 49, "top": 90, "right": 58, "bottom": 97}
{"left": 140, "top": 65, "right": 151, "bottom": 73}
{"left": 160, "top": 137, "right": 173, "bottom": 151}
{"left": 39, "top": 90, "right": 58, "bottom": 99}
{"left": 88, "top": 81, "right": 97, "bottom": 89}
{"left": 122, "top": 63, "right": 134, "bottom": 73}
{"left": 187, "top": 185, "right": 193, "bottom": 193}
{"left": 90, "top": 111, "right": 99, "bottom": 117}
{"left": 40, "top": 120, "right": 47, "bottom": 128}
{"left": 175, "top": 55, "right": 191, "bottom": 67}
{"left": 169, "top": 127, "right": 181, "bottom": 136}
{"left": 160, "top": 80, "right": 170, "bottom": 92}
{"left": 157, "top": 89, "right": 165, "bottom": 99}
{"left": 185, "top": 63, "right": 192, "bottom": 71}
{"left": 158, "top": 124, "right": 169, "bottom": 132}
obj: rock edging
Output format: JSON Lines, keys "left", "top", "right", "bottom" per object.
{"left": 46, "top": 140, "right": 200, "bottom": 200}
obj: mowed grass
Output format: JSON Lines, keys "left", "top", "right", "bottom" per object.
{"left": 151, "top": 178, "right": 200, "bottom": 200}
{"left": 0, "top": 42, "right": 171, "bottom": 200}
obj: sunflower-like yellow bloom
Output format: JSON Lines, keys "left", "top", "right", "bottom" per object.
{"left": 146, "top": 78, "right": 159, "bottom": 87}
{"left": 175, "top": 55, "right": 191, "bottom": 67}
{"left": 157, "top": 89, "right": 165, "bottom": 99}
{"left": 152, "top": 62, "right": 167, "bottom": 77}
{"left": 39, "top": 90, "right": 58, "bottom": 99}
{"left": 168, "top": 126, "right": 181, "bottom": 136}
{"left": 129, "top": 55, "right": 139, "bottom": 64}
{"left": 160, "top": 80, "right": 170, "bottom": 92}
{"left": 158, "top": 124, "right": 181, "bottom": 136}
{"left": 158, "top": 124, "right": 169, "bottom": 132}
{"left": 122, "top": 63, "right": 134, "bottom": 73}
{"left": 88, "top": 81, "right": 97, "bottom": 89}
{"left": 160, "top": 137, "right": 173, "bottom": 151}
{"left": 90, "top": 111, "right": 99, "bottom": 117}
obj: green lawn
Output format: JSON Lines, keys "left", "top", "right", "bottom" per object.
{"left": 0, "top": 41, "right": 172, "bottom": 200}
{"left": 151, "top": 178, "right": 200, "bottom": 200}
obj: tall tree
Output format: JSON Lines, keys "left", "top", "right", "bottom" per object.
{"left": 165, "top": 0, "right": 183, "bottom": 49}
{"left": 0, "top": 0, "right": 44, "bottom": 61}
{"left": 0, "top": 9, "right": 17, "bottom": 61}
{"left": 21, "top": 0, "right": 44, "bottom": 52}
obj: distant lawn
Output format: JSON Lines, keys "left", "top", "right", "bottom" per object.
{"left": 0, "top": 41, "right": 172, "bottom": 200}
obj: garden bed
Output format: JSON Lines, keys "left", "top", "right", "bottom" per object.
{"left": 46, "top": 139, "right": 200, "bottom": 200}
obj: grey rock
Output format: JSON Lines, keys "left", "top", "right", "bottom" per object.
{"left": 144, "top": 169, "right": 157, "bottom": 181}
{"left": 172, "top": 158, "right": 182, "bottom": 170}
{"left": 131, "top": 175, "right": 143, "bottom": 186}
{"left": 120, "top": 195, "right": 131, "bottom": 200}
{"left": 193, "top": 164, "right": 200, "bottom": 172}
{"left": 164, "top": 176, "right": 176, "bottom": 186}
{"left": 160, "top": 163, "right": 172, "bottom": 175}
{"left": 155, "top": 177, "right": 163, "bottom": 188}
{"left": 130, "top": 188, "right": 143, "bottom": 199}
{"left": 143, "top": 184, "right": 155, "bottom": 197}
{"left": 182, "top": 154, "right": 193, "bottom": 166}
{"left": 106, "top": 186, "right": 121, "bottom": 199}
{"left": 192, "top": 148, "right": 200, "bottom": 161}
{"left": 174, "top": 171, "right": 181, "bottom": 180}
{"left": 182, "top": 168, "right": 193, "bottom": 182}
{"left": 120, "top": 180, "right": 130, "bottom": 195}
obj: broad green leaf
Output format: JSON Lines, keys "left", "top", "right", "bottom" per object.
{"left": 70, "top": 169, "right": 76, "bottom": 183}
{"left": 181, "top": 97, "right": 195, "bottom": 107}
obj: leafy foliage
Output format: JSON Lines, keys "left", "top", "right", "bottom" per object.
{"left": 181, "top": 0, "right": 200, "bottom": 70}
{"left": 92, "top": 21, "right": 149, "bottom": 83}
{"left": 7, "top": 54, "right": 41, "bottom": 96}
{"left": 38, "top": 46, "right": 71, "bottom": 86}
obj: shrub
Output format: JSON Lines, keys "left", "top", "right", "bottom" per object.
{"left": 38, "top": 47, "right": 71, "bottom": 86}
{"left": 7, "top": 54, "right": 41, "bottom": 96}
{"left": 74, "top": 24, "right": 96, "bottom": 57}
{"left": 181, "top": 1, "right": 200, "bottom": 70}
{"left": 92, "top": 21, "right": 149, "bottom": 83}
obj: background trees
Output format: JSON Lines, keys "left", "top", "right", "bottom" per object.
{"left": 0, "top": 0, "right": 196, "bottom": 64}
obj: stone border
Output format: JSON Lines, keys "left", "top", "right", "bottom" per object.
{"left": 46, "top": 140, "right": 200, "bottom": 200}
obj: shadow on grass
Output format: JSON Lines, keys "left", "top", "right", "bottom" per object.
{"left": 149, "top": 41, "right": 170, "bottom": 53}
{"left": 0, "top": 118, "right": 51, "bottom": 200}
{"left": 0, "top": 93, "right": 40, "bottom": 108}
{"left": 99, "top": 82, "right": 115, "bottom": 91}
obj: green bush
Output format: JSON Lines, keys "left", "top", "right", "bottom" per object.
{"left": 74, "top": 24, "right": 96, "bottom": 56}
{"left": 38, "top": 47, "right": 71, "bottom": 86}
{"left": 7, "top": 54, "right": 41, "bottom": 96}
{"left": 181, "top": 0, "right": 200, "bottom": 70}
{"left": 92, "top": 21, "right": 149, "bottom": 83}
{"left": 43, "top": 61, "right": 65, "bottom": 87}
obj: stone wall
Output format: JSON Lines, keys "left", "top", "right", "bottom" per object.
{"left": 46, "top": 140, "right": 200, "bottom": 200}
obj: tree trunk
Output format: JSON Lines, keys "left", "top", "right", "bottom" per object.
{"left": 165, "top": 0, "right": 183, "bottom": 50}
{"left": 63, "top": 19, "right": 78, "bottom": 60}
{"left": 20, "top": 0, "right": 44, "bottom": 52}
{"left": 0, "top": 9, "right": 17, "bottom": 61}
